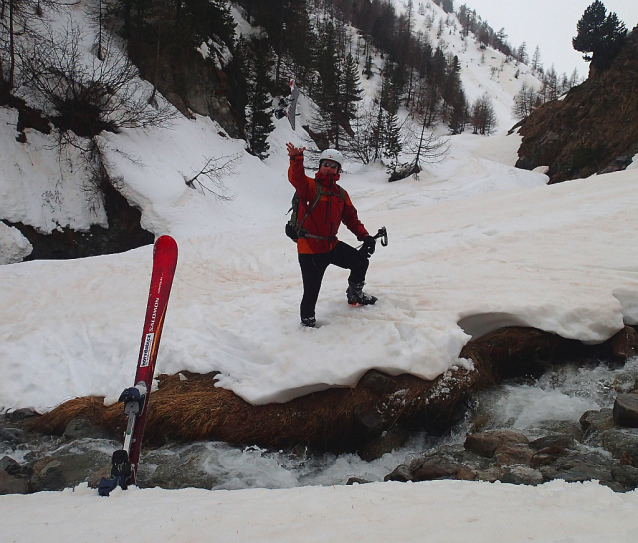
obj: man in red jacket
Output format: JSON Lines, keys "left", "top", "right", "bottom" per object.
{"left": 286, "top": 142, "right": 377, "bottom": 328}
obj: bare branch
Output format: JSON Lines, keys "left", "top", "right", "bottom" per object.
{"left": 184, "top": 154, "right": 240, "bottom": 201}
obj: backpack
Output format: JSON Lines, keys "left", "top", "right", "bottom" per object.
{"left": 285, "top": 183, "right": 345, "bottom": 242}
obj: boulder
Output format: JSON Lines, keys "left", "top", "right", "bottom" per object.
{"left": 410, "top": 456, "right": 464, "bottom": 482}
{"left": 529, "top": 434, "right": 577, "bottom": 451}
{"left": 613, "top": 394, "right": 638, "bottom": 428}
{"left": 464, "top": 430, "right": 529, "bottom": 458}
{"left": 530, "top": 446, "right": 570, "bottom": 468}
{"left": 28, "top": 445, "right": 115, "bottom": 492}
{"left": 64, "top": 418, "right": 116, "bottom": 440}
{"left": 493, "top": 445, "right": 534, "bottom": 467}
{"left": 0, "top": 469, "right": 29, "bottom": 495}
{"left": 500, "top": 466, "right": 544, "bottom": 486}
{"left": 611, "top": 464, "right": 638, "bottom": 490}
{"left": 600, "top": 429, "right": 638, "bottom": 465}
{"left": 384, "top": 464, "right": 412, "bottom": 482}
{"left": 580, "top": 408, "right": 616, "bottom": 437}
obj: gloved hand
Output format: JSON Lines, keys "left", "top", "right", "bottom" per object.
{"left": 362, "top": 235, "right": 376, "bottom": 256}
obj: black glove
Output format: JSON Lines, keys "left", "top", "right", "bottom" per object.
{"left": 362, "top": 235, "right": 376, "bottom": 256}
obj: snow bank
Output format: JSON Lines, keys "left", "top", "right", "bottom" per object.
{"left": 0, "top": 223, "right": 32, "bottom": 264}
{"left": 1, "top": 480, "right": 637, "bottom": 543}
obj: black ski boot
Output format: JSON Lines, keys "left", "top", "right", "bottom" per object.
{"left": 346, "top": 282, "right": 377, "bottom": 306}
{"left": 301, "top": 317, "right": 316, "bottom": 328}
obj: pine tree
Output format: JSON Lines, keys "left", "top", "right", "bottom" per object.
{"left": 516, "top": 42, "right": 528, "bottom": 64}
{"left": 531, "top": 46, "right": 542, "bottom": 73}
{"left": 363, "top": 55, "right": 374, "bottom": 79}
{"left": 340, "top": 52, "right": 363, "bottom": 133}
{"left": 572, "top": 1, "right": 627, "bottom": 70}
{"left": 383, "top": 111, "right": 402, "bottom": 175}
{"left": 542, "top": 65, "right": 560, "bottom": 101}
{"left": 245, "top": 40, "right": 275, "bottom": 159}
{"left": 312, "top": 20, "right": 342, "bottom": 147}
{"left": 448, "top": 87, "right": 468, "bottom": 134}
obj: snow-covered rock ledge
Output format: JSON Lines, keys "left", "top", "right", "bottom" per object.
{"left": 30, "top": 326, "right": 638, "bottom": 457}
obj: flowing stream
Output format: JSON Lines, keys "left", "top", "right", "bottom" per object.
{"left": 2, "top": 358, "right": 637, "bottom": 492}
{"left": 139, "top": 357, "right": 638, "bottom": 490}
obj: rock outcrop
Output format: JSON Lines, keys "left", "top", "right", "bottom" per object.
{"left": 515, "top": 26, "right": 638, "bottom": 183}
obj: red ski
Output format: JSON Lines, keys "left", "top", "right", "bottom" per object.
{"left": 99, "top": 235, "right": 178, "bottom": 496}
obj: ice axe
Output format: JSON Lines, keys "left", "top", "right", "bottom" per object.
{"left": 358, "top": 226, "right": 388, "bottom": 257}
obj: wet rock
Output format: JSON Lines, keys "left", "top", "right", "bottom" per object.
{"left": 541, "top": 449, "right": 614, "bottom": 486}
{"left": 346, "top": 477, "right": 370, "bottom": 485}
{"left": 600, "top": 428, "right": 638, "bottom": 464}
{"left": 613, "top": 394, "right": 638, "bottom": 428}
{"left": 619, "top": 451, "right": 635, "bottom": 466}
{"left": 5, "top": 408, "right": 39, "bottom": 423}
{"left": 384, "top": 464, "right": 412, "bottom": 482}
{"left": 538, "top": 422, "right": 584, "bottom": 443}
{"left": 500, "top": 466, "right": 544, "bottom": 486}
{"left": 144, "top": 456, "right": 218, "bottom": 490}
{"left": 29, "top": 457, "right": 66, "bottom": 492}
{"left": 493, "top": 445, "right": 534, "bottom": 467}
{"left": 410, "top": 456, "right": 464, "bottom": 481}
{"left": 611, "top": 464, "right": 638, "bottom": 490}
{"left": 64, "top": 418, "right": 115, "bottom": 440}
{"left": 0, "top": 469, "right": 29, "bottom": 495}
{"left": 28, "top": 444, "right": 115, "bottom": 492}
{"left": 455, "top": 466, "right": 476, "bottom": 480}
{"left": 1, "top": 456, "right": 20, "bottom": 472}
{"left": 530, "top": 446, "right": 570, "bottom": 468}
{"left": 529, "top": 434, "right": 578, "bottom": 451}
{"left": 610, "top": 326, "right": 638, "bottom": 361}
{"left": 475, "top": 467, "right": 503, "bottom": 482}
{"left": 359, "top": 426, "right": 408, "bottom": 462}
{"left": 580, "top": 408, "right": 616, "bottom": 438}
{"left": 88, "top": 464, "right": 112, "bottom": 489}
{"left": 1, "top": 456, "right": 29, "bottom": 478}
{"left": 464, "top": 430, "right": 529, "bottom": 458}
{"left": 0, "top": 427, "right": 23, "bottom": 446}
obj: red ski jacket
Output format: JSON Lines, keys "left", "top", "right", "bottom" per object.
{"left": 288, "top": 155, "right": 369, "bottom": 254}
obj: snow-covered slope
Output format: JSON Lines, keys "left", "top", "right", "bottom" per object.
{"left": 389, "top": 0, "right": 543, "bottom": 130}
{"left": 4, "top": 137, "right": 638, "bottom": 409}
{"left": 1, "top": 1, "right": 637, "bottom": 411}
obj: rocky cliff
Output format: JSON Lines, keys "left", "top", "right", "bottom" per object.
{"left": 515, "top": 26, "right": 638, "bottom": 183}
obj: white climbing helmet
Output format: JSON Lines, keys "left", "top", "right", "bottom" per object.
{"left": 319, "top": 148, "right": 344, "bottom": 169}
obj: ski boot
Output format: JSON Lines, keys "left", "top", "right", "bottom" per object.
{"left": 301, "top": 317, "right": 316, "bottom": 328}
{"left": 346, "top": 282, "right": 377, "bottom": 306}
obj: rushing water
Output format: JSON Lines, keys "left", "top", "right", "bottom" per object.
{"left": 139, "top": 357, "right": 638, "bottom": 490}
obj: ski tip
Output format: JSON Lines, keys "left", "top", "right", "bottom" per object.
{"left": 154, "top": 235, "right": 178, "bottom": 257}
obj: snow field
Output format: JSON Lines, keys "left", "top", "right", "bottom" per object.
{"left": 1, "top": 480, "right": 638, "bottom": 543}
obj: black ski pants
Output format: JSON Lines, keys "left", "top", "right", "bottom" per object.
{"left": 298, "top": 241, "right": 369, "bottom": 320}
